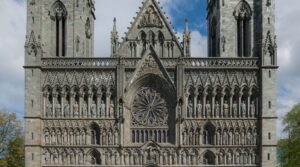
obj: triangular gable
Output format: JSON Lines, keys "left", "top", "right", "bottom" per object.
{"left": 127, "top": 45, "right": 175, "bottom": 88}
{"left": 118, "top": 0, "right": 183, "bottom": 57}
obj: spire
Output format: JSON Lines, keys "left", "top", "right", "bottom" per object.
{"left": 184, "top": 17, "right": 190, "bottom": 37}
{"left": 111, "top": 17, "right": 119, "bottom": 57}
{"left": 183, "top": 17, "right": 191, "bottom": 57}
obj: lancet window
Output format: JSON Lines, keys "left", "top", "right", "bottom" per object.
{"left": 50, "top": 1, "right": 67, "bottom": 57}
{"left": 234, "top": 0, "right": 252, "bottom": 57}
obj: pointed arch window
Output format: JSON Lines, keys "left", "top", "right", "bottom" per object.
{"left": 234, "top": 0, "right": 252, "bottom": 57}
{"left": 209, "top": 18, "right": 218, "bottom": 57}
{"left": 158, "top": 31, "right": 165, "bottom": 57}
{"left": 90, "top": 123, "right": 100, "bottom": 145}
{"left": 50, "top": 1, "right": 67, "bottom": 57}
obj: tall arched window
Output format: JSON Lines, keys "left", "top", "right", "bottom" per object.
{"left": 210, "top": 18, "right": 218, "bottom": 57}
{"left": 234, "top": 0, "right": 252, "bottom": 57}
{"left": 88, "top": 149, "right": 101, "bottom": 165}
{"left": 51, "top": 1, "right": 67, "bottom": 57}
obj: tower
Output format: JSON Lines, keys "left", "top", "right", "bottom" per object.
{"left": 207, "top": 0, "right": 278, "bottom": 166}
{"left": 24, "top": 0, "right": 95, "bottom": 166}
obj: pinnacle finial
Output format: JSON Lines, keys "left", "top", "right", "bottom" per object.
{"left": 184, "top": 17, "right": 190, "bottom": 36}
{"left": 113, "top": 17, "right": 117, "bottom": 32}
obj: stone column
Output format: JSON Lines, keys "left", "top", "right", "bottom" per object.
{"left": 229, "top": 91, "right": 234, "bottom": 118}
{"left": 220, "top": 91, "right": 225, "bottom": 118}
{"left": 106, "top": 92, "right": 112, "bottom": 118}
{"left": 61, "top": 92, "right": 65, "bottom": 118}
{"left": 96, "top": 92, "right": 101, "bottom": 118}
{"left": 79, "top": 92, "right": 84, "bottom": 118}
{"left": 70, "top": 92, "right": 75, "bottom": 118}
{"left": 87, "top": 90, "right": 92, "bottom": 118}
{"left": 194, "top": 92, "right": 198, "bottom": 118}
{"left": 248, "top": 91, "right": 252, "bottom": 117}
{"left": 43, "top": 92, "right": 48, "bottom": 117}
{"left": 238, "top": 91, "right": 243, "bottom": 118}
{"left": 212, "top": 90, "right": 216, "bottom": 118}
{"left": 52, "top": 92, "right": 58, "bottom": 118}
{"left": 203, "top": 92, "right": 207, "bottom": 118}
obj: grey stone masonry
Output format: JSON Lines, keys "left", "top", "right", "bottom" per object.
{"left": 24, "top": 0, "right": 278, "bottom": 167}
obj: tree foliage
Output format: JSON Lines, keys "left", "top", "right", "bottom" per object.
{"left": 278, "top": 104, "right": 300, "bottom": 167}
{"left": 0, "top": 110, "right": 24, "bottom": 167}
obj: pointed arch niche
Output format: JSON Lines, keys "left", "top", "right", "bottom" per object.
{"left": 50, "top": 0, "right": 67, "bottom": 57}
{"left": 234, "top": 0, "right": 252, "bottom": 57}
{"left": 125, "top": 74, "right": 176, "bottom": 144}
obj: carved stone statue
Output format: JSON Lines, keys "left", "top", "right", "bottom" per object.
{"left": 241, "top": 101, "right": 247, "bottom": 117}
{"left": 44, "top": 130, "right": 50, "bottom": 144}
{"left": 109, "top": 101, "right": 115, "bottom": 118}
{"left": 250, "top": 101, "right": 256, "bottom": 117}
{"left": 90, "top": 101, "right": 97, "bottom": 118}
{"left": 55, "top": 103, "right": 61, "bottom": 118}
{"left": 223, "top": 100, "right": 229, "bottom": 117}
{"left": 64, "top": 103, "right": 70, "bottom": 118}
{"left": 73, "top": 101, "right": 79, "bottom": 117}
{"left": 197, "top": 102, "right": 202, "bottom": 117}
{"left": 114, "top": 130, "right": 119, "bottom": 145}
{"left": 46, "top": 104, "right": 52, "bottom": 117}
{"left": 100, "top": 99, "right": 106, "bottom": 117}
{"left": 206, "top": 101, "right": 211, "bottom": 117}
{"left": 82, "top": 102, "right": 88, "bottom": 117}
{"left": 187, "top": 100, "right": 193, "bottom": 118}
{"left": 232, "top": 101, "right": 238, "bottom": 117}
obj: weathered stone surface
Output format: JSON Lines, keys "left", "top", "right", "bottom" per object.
{"left": 24, "top": 0, "right": 277, "bottom": 167}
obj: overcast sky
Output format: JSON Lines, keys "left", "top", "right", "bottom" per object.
{"left": 0, "top": 0, "right": 298, "bottom": 139}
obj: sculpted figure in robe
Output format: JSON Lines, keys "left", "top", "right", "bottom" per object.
{"left": 250, "top": 101, "right": 256, "bottom": 117}
{"left": 90, "top": 101, "right": 97, "bottom": 118}
{"left": 55, "top": 103, "right": 61, "bottom": 118}
{"left": 73, "top": 101, "right": 79, "bottom": 117}
{"left": 100, "top": 99, "right": 106, "bottom": 117}
{"left": 197, "top": 101, "right": 202, "bottom": 118}
{"left": 64, "top": 103, "right": 70, "bottom": 118}
{"left": 232, "top": 101, "right": 238, "bottom": 117}
{"left": 187, "top": 100, "right": 193, "bottom": 118}
{"left": 206, "top": 101, "right": 211, "bottom": 117}
{"left": 241, "top": 101, "right": 247, "bottom": 117}
{"left": 223, "top": 101, "right": 229, "bottom": 117}
{"left": 109, "top": 101, "right": 115, "bottom": 118}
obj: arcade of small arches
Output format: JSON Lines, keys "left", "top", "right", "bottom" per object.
{"left": 42, "top": 147, "right": 258, "bottom": 166}
{"left": 127, "top": 30, "right": 176, "bottom": 58}
{"left": 43, "top": 122, "right": 120, "bottom": 146}
{"left": 184, "top": 86, "right": 258, "bottom": 119}
{"left": 42, "top": 85, "right": 119, "bottom": 119}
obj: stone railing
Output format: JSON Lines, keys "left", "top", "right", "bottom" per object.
{"left": 41, "top": 57, "right": 259, "bottom": 69}
{"left": 41, "top": 57, "right": 118, "bottom": 68}
{"left": 183, "top": 57, "right": 259, "bottom": 69}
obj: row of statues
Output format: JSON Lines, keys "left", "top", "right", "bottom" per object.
{"left": 186, "top": 99, "right": 257, "bottom": 118}
{"left": 45, "top": 99, "right": 115, "bottom": 119}
{"left": 43, "top": 148, "right": 257, "bottom": 165}
{"left": 218, "top": 150, "right": 258, "bottom": 165}
{"left": 44, "top": 128, "right": 120, "bottom": 146}
{"left": 44, "top": 129, "right": 87, "bottom": 146}
{"left": 182, "top": 127, "right": 257, "bottom": 146}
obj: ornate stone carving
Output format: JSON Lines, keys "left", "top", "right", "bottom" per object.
{"left": 138, "top": 6, "right": 163, "bottom": 29}
{"left": 132, "top": 87, "right": 168, "bottom": 127}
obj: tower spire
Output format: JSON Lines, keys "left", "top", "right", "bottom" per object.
{"left": 183, "top": 17, "right": 191, "bottom": 57}
{"left": 111, "top": 17, "right": 119, "bottom": 57}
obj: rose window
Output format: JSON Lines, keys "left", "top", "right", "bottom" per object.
{"left": 132, "top": 87, "right": 168, "bottom": 127}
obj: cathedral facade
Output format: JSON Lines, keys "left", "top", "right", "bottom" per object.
{"left": 24, "top": 0, "right": 278, "bottom": 166}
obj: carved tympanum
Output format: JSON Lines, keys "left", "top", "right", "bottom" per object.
{"left": 132, "top": 87, "right": 168, "bottom": 127}
{"left": 138, "top": 6, "right": 163, "bottom": 29}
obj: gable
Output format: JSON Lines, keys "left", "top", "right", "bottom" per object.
{"left": 118, "top": 0, "right": 183, "bottom": 58}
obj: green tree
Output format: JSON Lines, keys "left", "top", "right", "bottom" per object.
{"left": 6, "top": 135, "right": 24, "bottom": 167}
{"left": 0, "top": 110, "right": 24, "bottom": 166}
{"left": 278, "top": 104, "right": 300, "bottom": 167}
